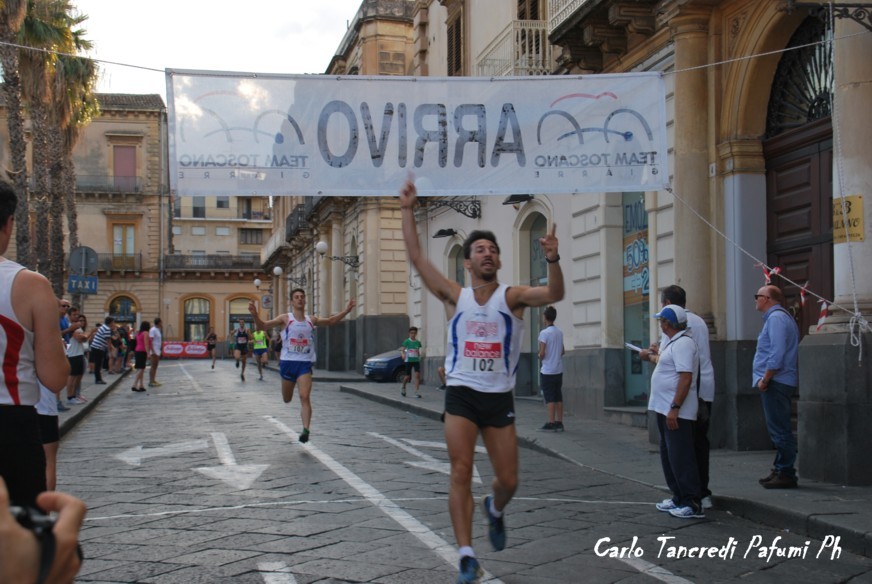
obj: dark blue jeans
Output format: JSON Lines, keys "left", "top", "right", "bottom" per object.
{"left": 656, "top": 414, "right": 701, "bottom": 509}
{"left": 759, "top": 380, "right": 797, "bottom": 477}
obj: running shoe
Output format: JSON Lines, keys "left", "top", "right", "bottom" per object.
{"left": 236, "top": 360, "right": 240, "bottom": 368}
{"left": 241, "top": 373, "right": 245, "bottom": 382}
{"left": 456, "top": 556, "right": 483, "bottom": 584}
{"left": 655, "top": 498, "right": 678, "bottom": 512}
{"left": 668, "top": 505, "right": 705, "bottom": 519}
{"left": 482, "top": 495, "right": 506, "bottom": 551}
{"left": 299, "top": 428, "right": 310, "bottom": 444}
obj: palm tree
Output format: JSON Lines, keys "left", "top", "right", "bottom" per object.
{"left": 0, "top": 0, "right": 31, "bottom": 268}
{"left": 52, "top": 51, "right": 98, "bottom": 292}
{"left": 19, "top": 0, "right": 74, "bottom": 285}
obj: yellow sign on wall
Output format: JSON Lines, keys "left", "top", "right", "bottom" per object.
{"left": 833, "top": 195, "right": 864, "bottom": 244}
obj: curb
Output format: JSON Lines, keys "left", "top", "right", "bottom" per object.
{"left": 59, "top": 369, "right": 130, "bottom": 439}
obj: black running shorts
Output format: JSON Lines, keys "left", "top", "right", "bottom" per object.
{"left": 444, "top": 385, "right": 515, "bottom": 428}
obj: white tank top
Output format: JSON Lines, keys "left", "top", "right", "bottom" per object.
{"left": 281, "top": 313, "right": 316, "bottom": 362}
{"left": 444, "top": 284, "right": 524, "bottom": 394}
{"left": 0, "top": 259, "right": 39, "bottom": 406}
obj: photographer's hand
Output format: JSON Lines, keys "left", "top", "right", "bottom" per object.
{"left": 36, "top": 489, "right": 86, "bottom": 584}
{"left": 0, "top": 477, "right": 41, "bottom": 583}
{"left": 0, "top": 477, "right": 86, "bottom": 584}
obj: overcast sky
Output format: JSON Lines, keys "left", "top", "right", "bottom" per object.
{"left": 74, "top": 0, "right": 364, "bottom": 101}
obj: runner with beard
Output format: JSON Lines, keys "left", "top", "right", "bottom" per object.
{"left": 399, "top": 178, "right": 564, "bottom": 583}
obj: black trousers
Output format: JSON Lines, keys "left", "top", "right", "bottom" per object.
{"left": 693, "top": 399, "right": 712, "bottom": 497}
{"left": 90, "top": 348, "right": 106, "bottom": 381}
{"left": 656, "top": 413, "right": 701, "bottom": 509}
{"left": 0, "top": 406, "right": 47, "bottom": 507}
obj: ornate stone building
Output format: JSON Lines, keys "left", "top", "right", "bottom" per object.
{"left": 0, "top": 93, "right": 273, "bottom": 351}
{"left": 393, "top": 0, "right": 871, "bottom": 484}
{"left": 261, "top": 0, "right": 418, "bottom": 370}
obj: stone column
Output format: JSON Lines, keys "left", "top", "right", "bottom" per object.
{"left": 665, "top": 9, "right": 713, "bottom": 317}
{"left": 829, "top": 18, "right": 872, "bottom": 324}
{"left": 798, "top": 18, "right": 872, "bottom": 486}
{"left": 330, "top": 216, "right": 343, "bottom": 314}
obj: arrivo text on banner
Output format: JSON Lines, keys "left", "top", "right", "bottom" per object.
{"left": 167, "top": 71, "right": 668, "bottom": 196}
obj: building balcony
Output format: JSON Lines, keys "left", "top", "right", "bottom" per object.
{"left": 549, "top": 0, "right": 594, "bottom": 34}
{"left": 96, "top": 253, "right": 142, "bottom": 272}
{"left": 237, "top": 209, "right": 272, "bottom": 221}
{"left": 76, "top": 175, "right": 143, "bottom": 194}
{"left": 164, "top": 254, "right": 262, "bottom": 271}
{"left": 476, "top": 19, "right": 554, "bottom": 77}
{"left": 285, "top": 204, "right": 309, "bottom": 243}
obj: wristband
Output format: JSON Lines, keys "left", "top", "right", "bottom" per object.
{"left": 545, "top": 254, "right": 560, "bottom": 264}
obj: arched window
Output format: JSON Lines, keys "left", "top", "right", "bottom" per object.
{"left": 109, "top": 295, "right": 137, "bottom": 326}
{"left": 450, "top": 244, "right": 465, "bottom": 285}
{"left": 184, "top": 298, "right": 211, "bottom": 342}
{"left": 766, "top": 17, "right": 833, "bottom": 138}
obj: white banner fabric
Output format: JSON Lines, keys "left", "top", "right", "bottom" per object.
{"left": 167, "top": 70, "right": 668, "bottom": 196}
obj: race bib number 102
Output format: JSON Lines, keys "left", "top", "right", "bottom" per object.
{"left": 461, "top": 341, "right": 505, "bottom": 373}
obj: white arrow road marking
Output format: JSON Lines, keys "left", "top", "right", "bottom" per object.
{"left": 267, "top": 416, "right": 505, "bottom": 584}
{"left": 258, "top": 561, "right": 298, "bottom": 584}
{"left": 368, "top": 432, "right": 482, "bottom": 484}
{"left": 115, "top": 440, "right": 209, "bottom": 466}
{"left": 195, "top": 432, "right": 269, "bottom": 490}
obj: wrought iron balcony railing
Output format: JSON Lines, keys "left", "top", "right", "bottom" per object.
{"left": 164, "top": 254, "right": 263, "bottom": 270}
{"left": 95, "top": 253, "right": 142, "bottom": 271}
{"left": 76, "top": 175, "right": 143, "bottom": 193}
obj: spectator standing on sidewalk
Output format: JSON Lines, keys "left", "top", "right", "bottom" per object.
{"left": 148, "top": 318, "right": 163, "bottom": 388}
{"left": 88, "top": 317, "right": 114, "bottom": 385}
{"left": 132, "top": 321, "right": 151, "bottom": 392}
{"left": 537, "top": 306, "right": 565, "bottom": 432}
{"left": 0, "top": 181, "right": 69, "bottom": 507}
{"left": 401, "top": 326, "right": 423, "bottom": 398}
{"left": 753, "top": 284, "right": 800, "bottom": 489}
{"left": 64, "top": 315, "right": 91, "bottom": 406}
{"left": 648, "top": 305, "right": 703, "bottom": 519}
{"left": 641, "top": 285, "right": 715, "bottom": 508}
{"left": 400, "top": 178, "right": 564, "bottom": 583}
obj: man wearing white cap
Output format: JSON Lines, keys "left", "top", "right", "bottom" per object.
{"left": 648, "top": 305, "right": 703, "bottom": 519}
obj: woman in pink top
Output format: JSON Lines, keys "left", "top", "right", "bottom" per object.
{"left": 131, "top": 321, "right": 151, "bottom": 392}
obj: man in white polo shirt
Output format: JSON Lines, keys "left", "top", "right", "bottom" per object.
{"left": 647, "top": 304, "right": 703, "bottom": 520}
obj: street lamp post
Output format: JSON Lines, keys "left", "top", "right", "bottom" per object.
{"left": 254, "top": 265, "right": 283, "bottom": 320}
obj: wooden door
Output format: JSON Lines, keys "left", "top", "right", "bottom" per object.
{"left": 764, "top": 118, "right": 833, "bottom": 337}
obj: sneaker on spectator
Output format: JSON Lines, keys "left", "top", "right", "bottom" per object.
{"left": 57, "top": 400, "right": 70, "bottom": 412}
{"left": 668, "top": 505, "right": 705, "bottom": 519}
{"left": 66, "top": 397, "right": 82, "bottom": 406}
{"left": 538, "top": 422, "right": 556, "bottom": 431}
{"left": 554, "top": 421, "right": 565, "bottom": 432}
{"left": 655, "top": 498, "right": 678, "bottom": 512}
{"left": 701, "top": 496, "right": 713, "bottom": 509}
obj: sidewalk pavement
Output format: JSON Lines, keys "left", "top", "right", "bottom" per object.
{"left": 61, "top": 364, "right": 872, "bottom": 559}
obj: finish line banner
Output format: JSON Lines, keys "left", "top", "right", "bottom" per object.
{"left": 167, "top": 70, "right": 668, "bottom": 196}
